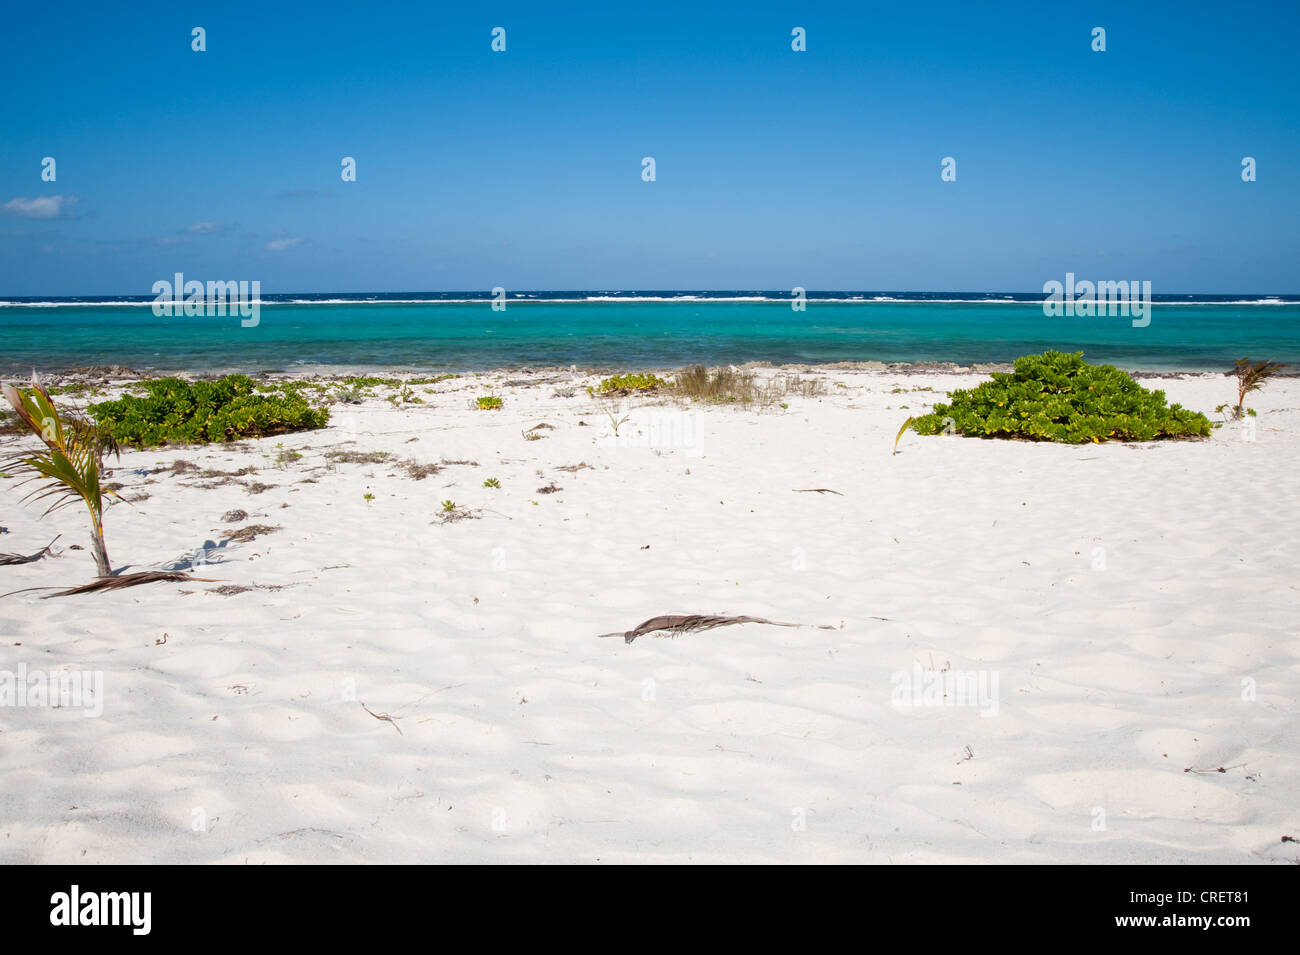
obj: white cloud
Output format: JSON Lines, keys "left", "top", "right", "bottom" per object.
{"left": 266, "top": 236, "right": 303, "bottom": 251}
{"left": 188, "top": 221, "right": 218, "bottom": 233}
{"left": 3, "top": 195, "right": 79, "bottom": 219}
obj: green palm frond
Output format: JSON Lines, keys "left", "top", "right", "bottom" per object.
{"left": 2, "top": 374, "right": 119, "bottom": 575}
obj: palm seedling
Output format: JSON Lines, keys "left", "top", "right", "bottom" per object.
{"left": 1222, "top": 358, "right": 1287, "bottom": 419}
{"left": 2, "top": 374, "right": 118, "bottom": 576}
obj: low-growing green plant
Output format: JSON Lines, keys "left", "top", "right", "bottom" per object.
{"left": 441, "top": 499, "right": 457, "bottom": 512}
{"left": 476, "top": 395, "right": 503, "bottom": 410}
{"left": 388, "top": 384, "right": 424, "bottom": 406}
{"left": 406, "top": 374, "right": 457, "bottom": 386}
{"left": 363, "top": 492, "right": 375, "bottom": 503}
{"left": 342, "top": 375, "right": 400, "bottom": 389}
{"left": 587, "top": 372, "right": 670, "bottom": 396}
{"left": 88, "top": 374, "right": 329, "bottom": 447}
{"left": 906, "top": 351, "right": 1212, "bottom": 445}
{"left": 482, "top": 477, "right": 500, "bottom": 488}
{"left": 47, "top": 382, "right": 95, "bottom": 397}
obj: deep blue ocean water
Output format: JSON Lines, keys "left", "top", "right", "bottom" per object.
{"left": 2, "top": 292, "right": 1297, "bottom": 373}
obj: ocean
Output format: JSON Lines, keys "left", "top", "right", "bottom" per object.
{"left": 2, "top": 292, "right": 1298, "bottom": 374}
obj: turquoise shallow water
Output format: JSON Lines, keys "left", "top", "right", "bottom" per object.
{"left": 2, "top": 299, "right": 1298, "bottom": 373}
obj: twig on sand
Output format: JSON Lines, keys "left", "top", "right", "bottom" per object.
{"left": 1183, "top": 763, "right": 1246, "bottom": 775}
{"left": 793, "top": 488, "right": 843, "bottom": 495}
{"left": 599, "top": 613, "right": 836, "bottom": 645}
{"left": 0, "top": 535, "right": 61, "bottom": 565}
{"left": 361, "top": 702, "right": 403, "bottom": 735}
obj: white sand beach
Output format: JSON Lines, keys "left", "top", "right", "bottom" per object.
{"left": 1, "top": 366, "right": 1297, "bottom": 864}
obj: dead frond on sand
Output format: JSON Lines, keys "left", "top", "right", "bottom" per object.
{"left": 398, "top": 458, "right": 441, "bottom": 480}
{"left": 192, "top": 465, "right": 257, "bottom": 480}
{"left": 2, "top": 570, "right": 213, "bottom": 599}
{"left": 208, "top": 582, "right": 290, "bottom": 596}
{"left": 325, "top": 449, "right": 393, "bottom": 465}
{"left": 599, "top": 613, "right": 836, "bottom": 644}
{"left": 223, "top": 524, "right": 280, "bottom": 543}
{"left": 0, "top": 536, "right": 61, "bottom": 565}
{"left": 793, "top": 488, "right": 843, "bottom": 495}
{"left": 434, "top": 507, "right": 483, "bottom": 525}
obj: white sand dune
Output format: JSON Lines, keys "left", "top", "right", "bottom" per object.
{"left": 1, "top": 368, "right": 1296, "bottom": 863}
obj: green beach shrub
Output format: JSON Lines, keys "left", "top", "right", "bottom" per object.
{"left": 909, "top": 351, "right": 1211, "bottom": 444}
{"left": 476, "top": 395, "right": 503, "bottom": 410}
{"left": 88, "top": 374, "right": 330, "bottom": 447}
{"left": 588, "top": 372, "right": 671, "bottom": 396}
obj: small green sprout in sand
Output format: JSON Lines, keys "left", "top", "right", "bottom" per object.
{"left": 483, "top": 478, "right": 500, "bottom": 488}
{"left": 605, "top": 408, "right": 631, "bottom": 436}
{"left": 441, "top": 499, "right": 457, "bottom": 513}
{"left": 363, "top": 492, "right": 375, "bottom": 503}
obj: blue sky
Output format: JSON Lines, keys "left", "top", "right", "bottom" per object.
{"left": 1, "top": 1, "right": 1297, "bottom": 294}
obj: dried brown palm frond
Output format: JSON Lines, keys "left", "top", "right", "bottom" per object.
{"left": 434, "top": 506, "right": 482, "bottom": 524}
{"left": 1, "top": 569, "right": 214, "bottom": 600}
{"left": 42, "top": 571, "right": 213, "bottom": 598}
{"left": 599, "top": 613, "right": 835, "bottom": 644}
{"left": 0, "top": 536, "right": 61, "bottom": 565}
